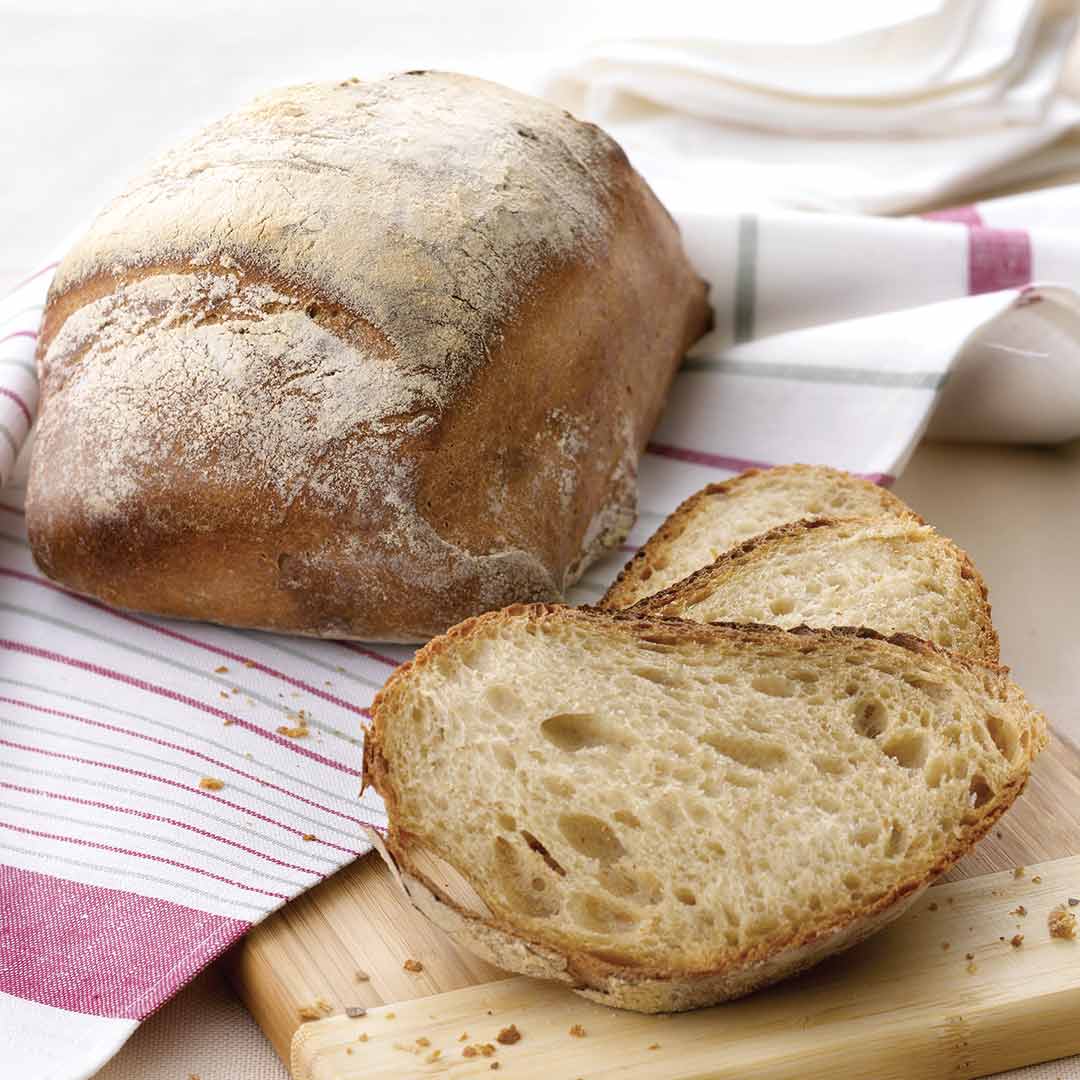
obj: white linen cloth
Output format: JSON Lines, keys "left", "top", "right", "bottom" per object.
{"left": 545, "top": 1, "right": 1080, "bottom": 213}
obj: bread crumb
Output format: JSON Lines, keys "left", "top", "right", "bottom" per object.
{"left": 214, "top": 665, "right": 229, "bottom": 673}
{"left": 491, "top": 1064, "right": 500, "bottom": 1071}
{"left": 1010, "top": 905, "right": 1027, "bottom": 917}
{"left": 1032, "top": 875, "right": 1043, "bottom": 884}
{"left": 222, "top": 718, "right": 235, "bottom": 726}
{"left": 385, "top": 1012, "right": 396, "bottom": 1020}
{"left": 1010, "top": 934, "right": 1024, "bottom": 948}
{"left": 426, "top": 1050, "right": 442, "bottom": 1063}
{"left": 1049, "top": 905, "right": 1078, "bottom": 940}
{"left": 648, "top": 1042, "right": 661, "bottom": 1050}
{"left": 198, "top": 777, "right": 224, "bottom": 791}
{"left": 345, "top": 1006, "right": 366, "bottom": 1018}
{"left": 297, "top": 1006, "right": 322, "bottom": 1022}
{"left": 244, "top": 660, "right": 258, "bottom": 668}
{"left": 569, "top": 1024, "right": 587, "bottom": 1037}
{"left": 276, "top": 723, "right": 309, "bottom": 738}
{"left": 458, "top": 1032, "right": 469, "bottom": 1041}
{"left": 219, "top": 691, "right": 229, "bottom": 699}
{"left": 302, "top": 833, "right": 317, "bottom": 841}
{"left": 496, "top": 1024, "right": 521, "bottom": 1045}
{"left": 357, "top": 1033, "right": 369, "bottom": 1042}
{"left": 355, "top": 969, "right": 370, "bottom": 982}
{"left": 416, "top": 1037, "right": 430, "bottom": 1048}
{"left": 1069, "top": 898, "right": 1079, "bottom": 907}
{"left": 464, "top": 1043, "right": 496, "bottom": 1057}
{"left": 941, "top": 942, "right": 950, "bottom": 951}
{"left": 928, "top": 902, "right": 938, "bottom": 912}
{"left": 965, "top": 952, "right": 974, "bottom": 960}
{"left": 315, "top": 997, "right": 333, "bottom": 1014}
{"left": 345, "top": 1047, "right": 352, "bottom": 1055}
{"left": 1014, "top": 867, "right": 1026, "bottom": 879}
{"left": 403, "top": 958, "right": 423, "bottom": 973}
{"left": 966, "top": 961, "right": 978, "bottom": 975}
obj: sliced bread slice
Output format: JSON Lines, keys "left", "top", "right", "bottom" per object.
{"left": 364, "top": 604, "right": 1044, "bottom": 1013}
{"left": 603, "top": 464, "right": 917, "bottom": 609}
{"left": 630, "top": 515, "right": 998, "bottom": 662}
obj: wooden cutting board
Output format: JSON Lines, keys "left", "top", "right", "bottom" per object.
{"left": 226, "top": 732, "right": 1080, "bottom": 1079}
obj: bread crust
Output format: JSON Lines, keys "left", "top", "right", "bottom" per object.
{"left": 364, "top": 604, "right": 1045, "bottom": 1012}
{"left": 601, "top": 465, "right": 919, "bottom": 610}
{"left": 27, "top": 73, "right": 710, "bottom": 641}
{"left": 629, "top": 515, "right": 1000, "bottom": 662}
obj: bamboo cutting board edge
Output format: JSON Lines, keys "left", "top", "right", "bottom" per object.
{"left": 226, "top": 732, "right": 1080, "bottom": 1076}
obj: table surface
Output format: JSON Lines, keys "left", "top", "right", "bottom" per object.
{"left": 4, "top": 6, "right": 1080, "bottom": 1079}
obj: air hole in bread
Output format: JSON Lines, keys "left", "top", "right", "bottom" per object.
{"left": 791, "top": 669, "right": 819, "bottom": 684}
{"left": 651, "top": 794, "right": 683, "bottom": 829}
{"left": 968, "top": 772, "right": 994, "bottom": 809}
{"left": 882, "top": 730, "right": 929, "bottom": 770}
{"left": 702, "top": 731, "right": 788, "bottom": 770}
{"left": 706, "top": 839, "right": 727, "bottom": 858}
{"left": 520, "top": 830, "right": 567, "bottom": 876}
{"left": 842, "top": 872, "right": 862, "bottom": 893}
{"left": 486, "top": 684, "right": 523, "bottom": 715}
{"left": 684, "top": 797, "right": 711, "bottom": 824}
{"left": 632, "top": 665, "right": 685, "bottom": 688}
{"left": 543, "top": 774, "right": 575, "bottom": 798}
{"left": 674, "top": 887, "right": 697, "bottom": 906}
{"left": 599, "top": 867, "right": 662, "bottom": 905}
{"left": 540, "top": 713, "right": 631, "bottom": 753}
{"left": 919, "top": 577, "right": 946, "bottom": 596}
{"left": 902, "top": 675, "right": 950, "bottom": 702}
{"left": 751, "top": 674, "right": 797, "bottom": 698}
{"left": 844, "top": 682, "right": 859, "bottom": 697}
{"left": 496, "top": 812, "right": 516, "bottom": 831}
{"left": 813, "top": 755, "right": 846, "bottom": 776}
{"left": 985, "top": 712, "right": 1019, "bottom": 762}
{"left": 557, "top": 813, "right": 626, "bottom": 863}
{"left": 492, "top": 837, "right": 559, "bottom": 917}
{"left": 885, "top": 824, "right": 906, "bottom": 857}
{"left": 853, "top": 825, "right": 879, "bottom": 848}
{"left": 569, "top": 892, "right": 639, "bottom": 934}
{"left": 920, "top": 756, "right": 946, "bottom": 790}
{"left": 853, "top": 698, "right": 888, "bottom": 738}
{"left": 492, "top": 743, "right": 516, "bottom": 771}
{"left": 612, "top": 809, "right": 641, "bottom": 829}
{"left": 769, "top": 597, "right": 796, "bottom": 616}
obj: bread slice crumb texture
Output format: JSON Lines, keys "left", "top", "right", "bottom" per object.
{"left": 603, "top": 465, "right": 916, "bottom": 609}
{"left": 632, "top": 516, "right": 998, "bottom": 661}
{"left": 369, "top": 606, "right": 1043, "bottom": 987}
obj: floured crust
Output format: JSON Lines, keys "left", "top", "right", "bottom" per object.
{"left": 629, "top": 515, "right": 1000, "bottom": 662}
{"left": 602, "top": 465, "right": 919, "bottom": 610}
{"left": 364, "top": 604, "right": 1045, "bottom": 1012}
{"left": 27, "top": 73, "right": 710, "bottom": 640}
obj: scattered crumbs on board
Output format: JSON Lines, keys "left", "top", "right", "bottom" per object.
{"left": 417, "top": 1038, "right": 430, "bottom": 1048}
{"left": 1032, "top": 875, "right": 1043, "bottom": 884}
{"left": 458, "top": 1032, "right": 469, "bottom": 1042}
{"left": 491, "top": 1064, "right": 500, "bottom": 1071}
{"left": 463, "top": 1044, "right": 496, "bottom": 1058}
{"left": 427, "top": 1050, "right": 442, "bottom": 1064}
{"left": 1010, "top": 905, "right": 1027, "bottom": 917}
{"left": 1014, "top": 867, "right": 1026, "bottom": 879}
{"left": 385, "top": 1012, "right": 396, "bottom": 1020}
{"left": 1049, "top": 905, "right": 1078, "bottom": 940}
{"left": 297, "top": 1006, "right": 322, "bottom": 1022}
{"left": 198, "top": 777, "right": 224, "bottom": 791}
{"left": 345, "top": 1047, "right": 352, "bottom": 1055}
{"left": 346, "top": 1006, "right": 366, "bottom": 1018}
{"left": 357, "top": 1033, "right": 369, "bottom": 1043}
{"left": 569, "top": 1024, "right": 587, "bottom": 1037}
{"left": 403, "top": 958, "right": 424, "bottom": 973}
{"left": 355, "top": 969, "right": 370, "bottom": 982}
{"left": 648, "top": 1042, "right": 661, "bottom": 1050}
{"left": 1010, "top": 934, "right": 1024, "bottom": 948}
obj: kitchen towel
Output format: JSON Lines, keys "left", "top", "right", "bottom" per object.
{"left": 545, "top": 1, "right": 1080, "bottom": 213}
{"left": 4, "top": 182, "right": 1080, "bottom": 1079}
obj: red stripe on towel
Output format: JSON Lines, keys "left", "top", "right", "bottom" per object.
{"left": 0, "top": 863, "right": 249, "bottom": 1018}
{"left": 922, "top": 205, "right": 1031, "bottom": 294}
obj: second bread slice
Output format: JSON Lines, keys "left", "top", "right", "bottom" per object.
{"left": 630, "top": 516, "right": 998, "bottom": 662}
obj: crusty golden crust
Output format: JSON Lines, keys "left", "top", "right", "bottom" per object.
{"left": 627, "top": 515, "right": 1000, "bottom": 663}
{"left": 27, "top": 74, "right": 710, "bottom": 641}
{"left": 364, "top": 604, "right": 1045, "bottom": 1012}
{"left": 601, "top": 466, "right": 920, "bottom": 611}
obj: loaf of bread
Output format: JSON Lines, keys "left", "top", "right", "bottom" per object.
{"left": 27, "top": 72, "right": 710, "bottom": 641}
{"left": 603, "top": 465, "right": 914, "bottom": 609}
{"left": 365, "top": 605, "right": 1045, "bottom": 1012}
{"left": 631, "top": 515, "right": 998, "bottom": 660}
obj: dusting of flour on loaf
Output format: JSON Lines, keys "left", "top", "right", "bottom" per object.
{"left": 32, "top": 72, "right": 639, "bottom": 638}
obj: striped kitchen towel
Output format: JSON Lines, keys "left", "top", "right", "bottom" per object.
{"left": 3, "top": 184, "right": 1080, "bottom": 1079}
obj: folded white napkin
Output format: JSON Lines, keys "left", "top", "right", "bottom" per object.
{"left": 545, "top": 0, "right": 1080, "bottom": 212}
